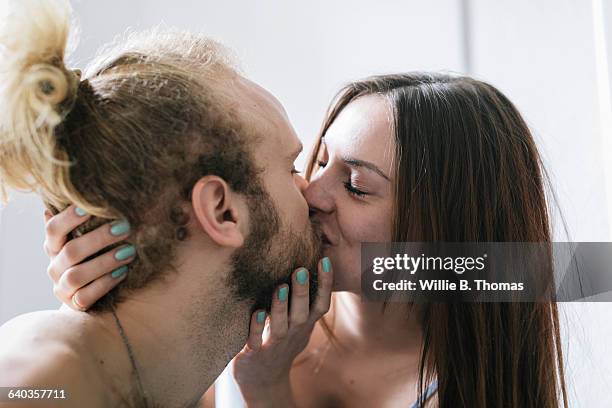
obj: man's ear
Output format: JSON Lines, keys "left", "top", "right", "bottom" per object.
{"left": 191, "top": 176, "right": 245, "bottom": 248}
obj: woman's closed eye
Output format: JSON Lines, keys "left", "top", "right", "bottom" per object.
{"left": 318, "top": 160, "right": 369, "bottom": 197}
{"left": 343, "top": 179, "right": 368, "bottom": 197}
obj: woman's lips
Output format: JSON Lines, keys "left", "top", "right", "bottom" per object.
{"left": 321, "top": 232, "right": 333, "bottom": 246}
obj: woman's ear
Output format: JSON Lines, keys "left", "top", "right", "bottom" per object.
{"left": 191, "top": 176, "right": 245, "bottom": 248}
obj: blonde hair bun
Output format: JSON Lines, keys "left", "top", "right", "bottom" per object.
{"left": 0, "top": 0, "right": 77, "bottom": 202}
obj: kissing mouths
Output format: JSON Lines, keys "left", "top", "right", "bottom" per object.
{"left": 321, "top": 231, "right": 334, "bottom": 246}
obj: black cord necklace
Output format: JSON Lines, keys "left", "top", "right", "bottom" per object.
{"left": 111, "top": 307, "right": 149, "bottom": 408}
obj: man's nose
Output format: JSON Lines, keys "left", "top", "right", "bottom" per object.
{"left": 296, "top": 173, "right": 309, "bottom": 193}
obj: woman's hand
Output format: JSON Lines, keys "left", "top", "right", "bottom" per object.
{"left": 44, "top": 205, "right": 135, "bottom": 310}
{"left": 233, "top": 257, "right": 333, "bottom": 408}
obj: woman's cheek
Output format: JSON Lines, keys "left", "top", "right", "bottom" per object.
{"left": 338, "top": 207, "right": 392, "bottom": 292}
{"left": 348, "top": 208, "right": 392, "bottom": 243}
{"left": 324, "top": 244, "right": 361, "bottom": 292}
{"left": 328, "top": 221, "right": 370, "bottom": 292}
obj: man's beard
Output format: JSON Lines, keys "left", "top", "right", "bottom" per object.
{"left": 228, "top": 184, "right": 323, "bottom": 312}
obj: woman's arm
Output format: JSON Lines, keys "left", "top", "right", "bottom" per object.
{"left": 198, "top": 384, "right": 215, "bottom": 408}
{"left": 233, "top": 259, "right": 333, "bottom": 408}
{"left": 240, "top": 377, "right": 295, "bottom": 408}
{"left": 43, "top": 205, "right": 133, "bottom": 310}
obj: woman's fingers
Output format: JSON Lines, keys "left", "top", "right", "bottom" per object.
{"left": 44, "top": 205, "right": 91, "bottom": 257}
{"left": 47, "top": 220, "right": 131, "bottom": 283}
{"left": 70, "top": 267, "right": 129, "bottom": 310}
{"left": 311, "top": 257, "right": 333, "bottom": 320}
{"left": 269, "top": 284, "right": 289, "bottom": 340}
{"left": 246, "top": 310, "right": 267, "bottom": 351}
{"left": 54, "top": 244, "right": 136, "bottom": 304}
{"left": 289, "top": 268, "right": 310, "bottom": 326}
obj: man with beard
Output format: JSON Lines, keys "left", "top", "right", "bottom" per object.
{"left": 0, "top": 1, "right": 327, "bottom": 407}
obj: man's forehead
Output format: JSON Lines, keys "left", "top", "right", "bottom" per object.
{"left": 232, "top": 76, "right": 289, "bottom": 122}
{"left": 230, "top": 76, "right": 299, "bottom": 153}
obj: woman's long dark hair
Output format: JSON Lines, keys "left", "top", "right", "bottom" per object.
{"left": 306, "top": 73, "right": 568, "bottom": 408}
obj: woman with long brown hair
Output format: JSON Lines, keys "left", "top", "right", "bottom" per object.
{"left": 45, "top": 73, "right": 568, "bottom": 407}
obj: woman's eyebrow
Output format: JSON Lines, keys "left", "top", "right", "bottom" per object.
{"left": 342, "top": 156, "right": 390, "bottom": 181}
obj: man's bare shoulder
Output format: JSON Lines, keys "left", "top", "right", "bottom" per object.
{"left": 0, "top": 311, "right": 106, "bottom": 407}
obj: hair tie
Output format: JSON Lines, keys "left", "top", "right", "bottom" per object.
{"left": 59, "top": 68, "right": 84, "bottom": 119}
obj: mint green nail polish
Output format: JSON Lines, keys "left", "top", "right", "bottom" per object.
{"left": 278, "top": 286, "right": 289, "bottom": 302}
{"left": 110, "top": 220, "right": 130, "bottom": 236}
{"left": 322, "top": 257, "right": 332, "bottom": 273}
{"left": 75, "top": 207, "right": 87, "bottom": 217}
{"left": 115, "top": 245, "right": 135, "bottom": 261}
{"left": 296, "top": 268, "right": 308, "bottom": 285}
{"left": 256, "top": 311, "right": 266, "bottom": 324}
{"left": 111, "top": 265, "right": 128, "bottom": 279}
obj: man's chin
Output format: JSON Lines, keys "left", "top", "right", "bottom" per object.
{"left": 230, "top": 219, "right": 322, "bottom": 312}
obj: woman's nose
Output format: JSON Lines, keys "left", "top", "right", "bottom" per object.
{"left": 304, "top": 174, "right": 334, "bottom": 214}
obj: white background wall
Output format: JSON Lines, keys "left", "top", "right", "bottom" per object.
{"left": 1, "top": 0, "right": 611, "bottom": 406}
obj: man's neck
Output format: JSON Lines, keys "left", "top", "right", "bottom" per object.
{"left": 90, "top": 253, "right": 252, "bottom": 407}
{"left": 105, "top": 300, "right": 248, "bottom": 407}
